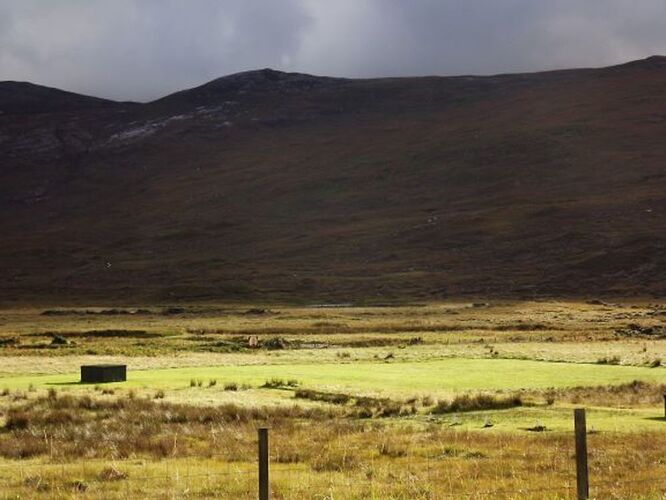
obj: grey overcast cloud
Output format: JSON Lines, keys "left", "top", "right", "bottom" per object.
{"left": 1, "top": 0, "right": 665, "bottom": 102}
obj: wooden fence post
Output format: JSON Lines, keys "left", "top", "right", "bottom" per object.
{"left": 574, "top": 408, "right": 589, "bottom": 500}
{"left": 258, "top": 427, "right": 269, "bottom": 500}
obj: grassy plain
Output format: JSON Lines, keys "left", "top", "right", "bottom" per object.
{"left": 0, "top": 300, "right": 665, "bottom": 498}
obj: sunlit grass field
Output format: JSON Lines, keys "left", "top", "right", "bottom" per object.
{"left": 4, "top": 357, "right": 666, "bottom": 393}
{"left": 1, "top": 300, "right": 665, "bottom": 497}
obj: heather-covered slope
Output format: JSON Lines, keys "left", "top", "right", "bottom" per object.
{"left": 1, "top": 59, "right": 665, "bottom": 303}
{"left": 0, "top": 81, "right": 119, "bottom": 115}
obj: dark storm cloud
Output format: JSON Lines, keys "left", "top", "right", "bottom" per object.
{"left": 299, "top": 0, "right": 666, "bottom": 77}
{"left": 0, "top": 0, "right": 312, "bottom": 100}
{"left": 1, "top": 0, "right": 665, "bottom": 101}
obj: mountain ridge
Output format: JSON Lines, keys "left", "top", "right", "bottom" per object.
{"left": 0, "top": 81, "right": 121, "bottom": 115}
{"left": 5, "top": 54, "right": 666, "bottom": 108}
{"left": 1, "top": 57, "right": 665, "bottom": 303}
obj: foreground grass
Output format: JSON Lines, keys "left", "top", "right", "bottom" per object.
{"left": 1, "top": 395, "right": 666, "bottom": 498}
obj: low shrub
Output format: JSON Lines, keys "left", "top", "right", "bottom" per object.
{"left": 295, "top": 389, "right": 351, "bottom": 405}
{"left": 43, "top": 409, "right": 83, "bottom": 426}
{"left": 597, "top": 356, "right": 621, "bottom": 365}
{"left": 377, "top": 402, "right": 403, "bottom": 417}
{"left": 356, "top": 407, "right": 373, "bottom": 419}
{"left": 262, "top": 378, "right": 299, "bottom": 389}
{"left": 273, "top": 449, "right": 303, "bottom": 463}
{"left": 11, "top": 391, "right": 27, "bottom": 401}
{"left": 4, "top": 410, "right": 30, "bottom": 430}
{"left": 70, "top": 479, "right": 88, "bottom": 492}
{"left": 311, "top": 447, "right": 361, "bottom": 472}
{"left": 432, "top": 393, "right": 523, "bottom": 414}
{"left": 0, "top": 437, "right": 49, "bottom": 459}
{"left": 23, "top": 475, "right": 50, "bottom": 491}
{"left": 98, "top": 466, "right": 128, "bottom": 482}
{"left": 263, "top": 337, "right": 287, "bottom": 350}
{"left": 378, "top": 441, "right": 407, "bottom": 458}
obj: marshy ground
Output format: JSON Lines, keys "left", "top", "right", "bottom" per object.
{"left": 0, "top": 300, "right": 665, "bottom": 498}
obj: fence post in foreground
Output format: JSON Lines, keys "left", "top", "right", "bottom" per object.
{"left": 574, "top": 408, "right": 589, "bottom": 500}
{"left": 258, "top": 427, "right": 269, "bottom": 500}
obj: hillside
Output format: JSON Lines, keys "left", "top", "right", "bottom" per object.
{"left": 1, "top": 58, "right": 665, "bottom": 303}
{"left": 0, "top": 81, "right": 119, "bottom": 115}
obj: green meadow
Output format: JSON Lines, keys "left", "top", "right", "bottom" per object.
{"left": 3, "top": 356, "right": 665, "bottom": 395}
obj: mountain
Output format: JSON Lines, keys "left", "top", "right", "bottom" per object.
{"left": 1, "top": 58, "right": 665, "bottom": 303}
{"left": 0, "top": 81, "right": 119, "bottom": 115}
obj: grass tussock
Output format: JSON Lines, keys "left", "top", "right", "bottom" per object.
{"left": 538, "top": 380, "right": 666, "bottom": 407}
{"left": 262, "top": 378, "right": 299, "bottom": 389}
{"left": 597, "top": 355, "right": 621, "bottom": 365}
{"left": 98, "top": 466, "right": 128, "bottom": 481}
{"left": 377, "top": 439, "right": 408, "bottom": 458}
{"left": 432, "top": 393, "right": 523, "bottom": 414}
{"left": 294, "top": 389, "right": 418, "bottom": 417}
{"left": 295, "top": 389, "right": 352, "bottom": 405}
{"left": 311, "top": 446, "right": 361, "bottom": 472}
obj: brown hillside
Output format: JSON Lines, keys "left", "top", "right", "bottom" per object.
{"left": 1, "top": 59, "right": 665, "bottom": 303}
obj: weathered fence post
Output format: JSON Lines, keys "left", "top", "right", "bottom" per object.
{"left": 258, "top": 427, "right": 269, "bottom": 500}
{"left": 574, "top": 408, "right": 589, "bottom": 500}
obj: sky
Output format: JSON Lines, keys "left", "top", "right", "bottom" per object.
{"left": 1, "top": 0, "right": 665, "bottom": 102}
